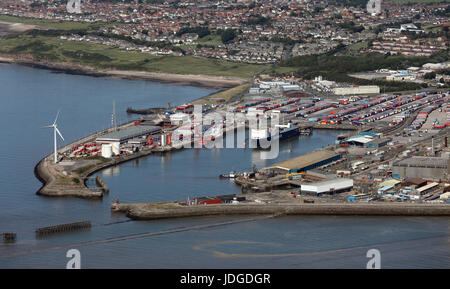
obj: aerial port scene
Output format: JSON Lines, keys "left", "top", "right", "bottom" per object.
{"left": 0, "top": 0, "right": 449, "bottom": 272}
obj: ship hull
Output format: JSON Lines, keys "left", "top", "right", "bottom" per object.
{"left": 250, "top": 127, "right": 300, "bottom": 148}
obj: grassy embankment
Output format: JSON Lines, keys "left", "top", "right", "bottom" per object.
{"left": 0, "top": 33, "right": 266, "bottom": 78}
{"left": 0, "top": 15, "right": 266, "bottom": 78}
{"left": 192, "top": 83, "right": 252, "bottom": 104}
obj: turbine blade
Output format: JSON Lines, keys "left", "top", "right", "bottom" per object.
{"left": 42, "top": 125, "right": 53, "bottom": 128}
{"left": 53, "top": 110, "right": 60, "bottom": 125}
{"left": 56, "top": 127, "right": 64, "bottom": 141}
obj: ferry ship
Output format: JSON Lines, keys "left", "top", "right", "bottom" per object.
{"left": 250, "top": 122, "right": 300, "bottom": 148}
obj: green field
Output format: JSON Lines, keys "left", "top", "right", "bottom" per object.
{"left": 192, "top": 83, "right": 251, "bottom": 104}
{"left": 271, "top": 66, "right": 298, "bottom": 75}
{"left": 197, "top": 34, "right": 223, "bottom": 47}
{"left": 342, "top": 41, "right": 369, "bottom": 55}
{"left": 0, "top": 34, "right": 266, "bottom": 78}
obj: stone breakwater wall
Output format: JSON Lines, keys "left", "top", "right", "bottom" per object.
{"left": 111, "top": 202, "right": 450, "bottom": 220}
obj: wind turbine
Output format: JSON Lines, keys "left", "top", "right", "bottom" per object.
{"left": 43, "top": 111, "right": 65, "bottom": 164}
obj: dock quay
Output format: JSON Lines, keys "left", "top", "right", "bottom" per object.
{"left": 34, "top": 115, "right": 178, "bottom": 199}
{"left": 34, "top": 88, "right": 449, "bottom": 203}
{"left": 126, "top": 107, "right": 166, "bottom": 115}
{"left": 111, "top": 201, "right": 450, "bottom": 220}
{"left": 301, "top": 123, "right": 359, "bottom": 131}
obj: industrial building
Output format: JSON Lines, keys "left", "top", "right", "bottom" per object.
{"left": 342, "top": 132, "right": 391, "bottom": 148}
{"left": 170, "top": 113, "right": 190, "bottom": 125}
{"left": 264, "top": 150, "right": 341, "bottom": 174}
{"left": 300, "top": 178, "right": 354, "bottom": 195}
{"left": 333, "top": 85, "right": 380, "bottom": 95}
{"left": 392, "top": 156, "right": 450, "bottom": 180}
{"left": 96, "top": 125, "right": 161, "bottom": 144}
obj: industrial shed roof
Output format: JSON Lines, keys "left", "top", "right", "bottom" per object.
{"left": 267, "top": 150, "right": 339, "bottom": 171}
{"left": 96, "top": 126, "right": 160, "bottom": 142}
{"left": 394, "top": 157, "right": 449, "bottom": 169}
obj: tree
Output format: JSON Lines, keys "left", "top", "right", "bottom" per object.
{"left": 424, "top": 72, "right": 436, "bottom": 80}
{"left": 221, "top": 29, "right": 236, "bottom": 44}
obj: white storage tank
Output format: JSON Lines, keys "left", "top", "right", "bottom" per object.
{"left": 160, "top": 134, "right": 166, "bottom": 146}
{"left": 101, "top": 144, "right": 113, "bottom": 158}
{"left": 111, "top": 142, "right": 120, "bottom": 155}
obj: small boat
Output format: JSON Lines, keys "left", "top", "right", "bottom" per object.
{"left": 337, "top": 134, "right": 348, "bottom": 140}
{"left": 220, "top": 171, "right": 237, "bottom": 178}
{"left": 300, "top": 127, "right": 312, "bottom": 135}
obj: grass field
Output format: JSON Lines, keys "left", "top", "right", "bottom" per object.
{"left": 0, "top": 34, "right": 266, "bottom": 78}
{"left": 192, "top": 83, "right": 251, "bottom": 104}
{"left": 197, "top": 34, "right": 223, "bottom": 47}
{"left": 270, "top": 66, "right": 298, "bottom": 75}
{"left": 342, "top": 41, "right": 369, "bottom": 55}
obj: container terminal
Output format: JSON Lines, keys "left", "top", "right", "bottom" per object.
{"left": 34, "top": 82, "right": 450, "bottom": 218}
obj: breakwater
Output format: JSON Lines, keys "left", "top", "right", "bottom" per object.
{"left": 96, "top": 176, "right": 109, "bottom": 194}
{"left": 112, "top": 202, "right": 450, "bottom": 220}
{"left": 35, "top": 221, "right": 92, "bottom": 236}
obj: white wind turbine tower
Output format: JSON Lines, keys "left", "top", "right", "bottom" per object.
{"left": 43, "top": 111, "right": 65, "bottom": 164}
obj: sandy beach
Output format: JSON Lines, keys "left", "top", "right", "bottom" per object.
{"left": 0, "top": 54, "right": 247, "bottom": 88}
{"left": 104, "top": 69, "right": 246, "bottom": 88}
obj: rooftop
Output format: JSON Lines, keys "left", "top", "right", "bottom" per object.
{"left": 96, "top": 125, "right": 160, "bottom": 142}
{"left": 379, "top": 178, "right": 402, "bottom": 188}
{"left": 268, "top": 150, "right": 339, "bottom": 171}
{"left": 394, "top": 156, "right": 449, "bottom": 169}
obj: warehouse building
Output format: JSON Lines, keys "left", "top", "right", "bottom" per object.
{"left": 300, "top": 178, "right": 354, "bottom": 195}
{"left": 392, "top": 156, "right": 449, "bottom": 179}
{"left": 96, "top": 125, "right": 161, "bottom": 144}
{"left": 264, "top": 150, "right": 341, "bottom": 174}
{"left": 333, "top": 85, "right": 380, "bottom": 95}
{"left": 342, "top": 132, "right": 391, "bottom": 148}
{"left": 416, "top": 182, "right": 440, "bottom": 195}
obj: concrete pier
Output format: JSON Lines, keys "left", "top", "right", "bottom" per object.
{"left": 112, "top": 202, "right": 450, "bottom": 220}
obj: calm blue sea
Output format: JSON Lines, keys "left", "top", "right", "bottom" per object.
{"left": 0, "top": 64, "right": 448, "bottom": 268}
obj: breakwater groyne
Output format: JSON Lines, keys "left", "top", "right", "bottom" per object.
{"left": 35, "top": 221, "right": 92, "bottom": 236}
{"left": 112, "top": 202, "right": 450, "bottom": 220}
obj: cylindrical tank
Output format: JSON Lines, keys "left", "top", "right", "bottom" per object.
{"left": 101, "top": 144, "right": 113, "bottom": 158}
{"left": 111, "top": 142, "right": 120, "bottom": 155}
{"left": 160, "top": 134, "right": 166, "bottom": 146}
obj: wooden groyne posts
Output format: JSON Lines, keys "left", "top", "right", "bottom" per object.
{"left": 35, "top": 221, "right": 92, "bottom": 237}
{"left": 96, "top": 176, "right": 109, "bottom": 194}
{"left": 2, "top": 233, "right": 17, "bottom": 243}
